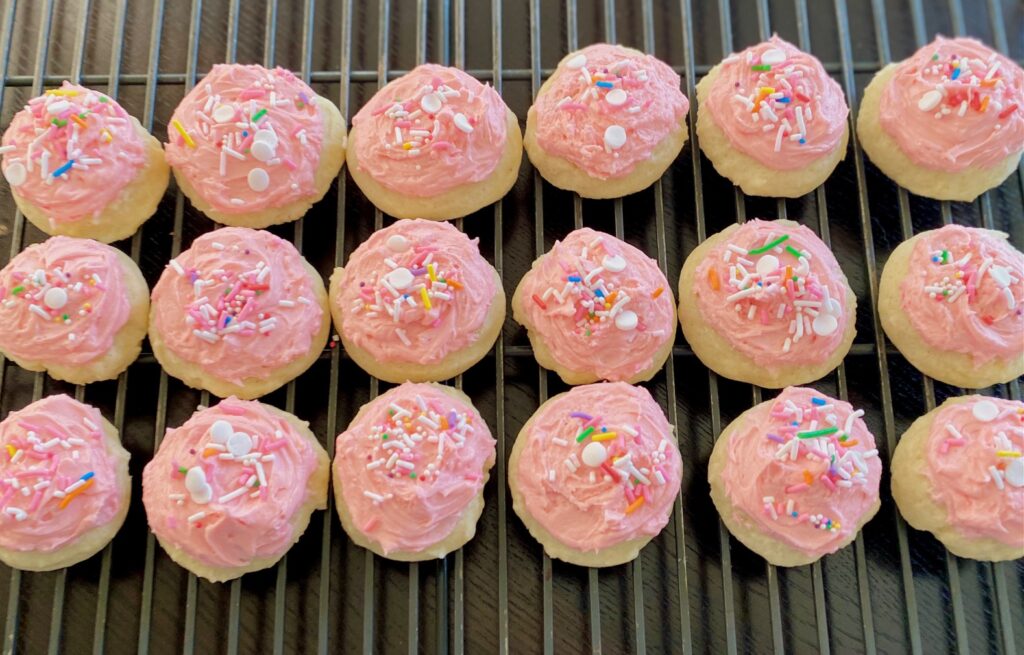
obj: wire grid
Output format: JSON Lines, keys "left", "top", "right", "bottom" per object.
{"left": 0, "top": 0, "right": 1020, "bottom": 653}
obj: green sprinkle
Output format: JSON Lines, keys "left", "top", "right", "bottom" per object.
{"left": 254, "top": 480, "right": 261, "bottom": 487}
{"left": 178, "top": 466, "right": 188, "bottom": 474}
{"left": 785, "top": 245, "right": 804, "bottom": 259}
{"left": 931, "top": 53, "right": 939, "bottom": 60}
{"left": 381, "top": 434, "right": 389, "bottom": 440}
{"left": 409, "top": 472, "right": 417, "bottom": 479}
{"left": 98, "top": 96, "right": 109, "bottom": 102}
{"left": 748, "top": 234, "right": 790, "bottom": 254}
{"left": 11, "top": 286, "right": 24, "bottom": 295}
{"left": 61, "top": 313, "right": 69, "bottom": 321}
{"left": 576, "top": 426, "right": 595, "bottom": 443}
{"left": 585, "top": 329, "right": 591, "bottom": 337}
{"left": 252, "top": 108, "right": 268, "bottom": 122}
{"left": 797, "top": 427, "right": 839, "bottom": 439}
{"left": 51, "top": 118, "right": 67, "bottom": 127}
{"left": 751, "top": 64, "right": 772, "bottom": 71}
{"left": 839, "top": 434, "right": 848, "bottom": 442}
{"left": 78, "top": 111, "right": 90, "bottom": 119}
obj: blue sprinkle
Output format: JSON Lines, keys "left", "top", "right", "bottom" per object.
{"left": 799, "top": 138, "right": 806, "bottom": 144}
{"left": 951, "top": 68, "right": 961, "bottom": 80}
{"left": 81, "top": 471, "right": 95, "bottom": 481}
{"left": 51, "top": 160, "right": 74, "bottom": 178}
{"left": 812, "top": 397, "right": 826, "bottom": 406}
{"left": 224, "top": 316, "right": 232, "bottom": 326}
{"left": 595, "top": 81, "right": 614, "bottom": 88}
{"left": 242, "top": 130, "right": 249, "bottom": 137}
{"left": 792, "top": 421, "right": 799, "bottom": 426}
{"left": 777, "top": 97, "right": 791, "bottom": 103}
{"left": 791, "top": 512, "right": 798, "bottom": 517}
{"left": 594, "top": 289, "right": 605, "bottom": 298}
{"left": 568, "top": 275, "right": 582, "bottom": 282}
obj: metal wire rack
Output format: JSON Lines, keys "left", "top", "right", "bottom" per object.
{"left": 0, "top": 0, "right": 1021, "bottom": 653}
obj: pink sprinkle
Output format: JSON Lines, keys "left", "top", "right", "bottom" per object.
{"left": 17, "top": 421, "right": 44, "bottom": 433}
{"left": 584, "top": 415, "right": 603, "bottom": 430}
{"left": 561, "top": 102, "right": 588, "bottom": 111}
{"left": 430, "top": 141, "right": 453, "bottom": 150}
{"left": 431, "top": 76, "right": 444, "bottom": 88}
{"left": 363, "top": 517, "right": 379, "bottom": 531}
{"left": 0, "top": 488, "right": 14, "bottom": 507}
{"left": 624, "top": 486, "right": 636, "bottom": 502}
{"left": 239, "top": 88, "right": 266, "bottom": 100}
{"left": 819, "top": 475, "right": 837, "bottom": 492}
{"left": 281, "top": 157, "right": 297, "bottom": 170}
{"left": 785, "top": 483, "right": 809, "bottom": 493}
{"left": 220, "top": 403, "right": 248, "bottom": 416}
{"left": 25, "top": 451, "right": 50, "bottom": 460}
{"left": 759, "top": 307, "right": 769, "bottom": 324}
{"left": 263, "top": 438, "right": 289, "bottom": 451}
{"left": 28, "top": 490, "right": 44, "bottom": 513}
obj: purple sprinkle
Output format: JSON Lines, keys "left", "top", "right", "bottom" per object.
{"left": 766, "top": 434, "right": 785, "bottom": 443}
{"left": 299, "top": 91, "right": 310, "bottom": 105}
{"left": 570, "top": 412, "right": 593, "bottom": 420}
{"left": 447, "top": 410, "right": 458, "bottom": 429}
{"left": 410, "top": 267, "right": 427, "bottom": 276}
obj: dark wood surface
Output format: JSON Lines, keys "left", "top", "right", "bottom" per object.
{"left": 0, "top": 0, "right": 1021, "bottom": 653}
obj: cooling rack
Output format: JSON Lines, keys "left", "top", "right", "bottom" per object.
{"left": 0, "top": 0, "right": 1021, "bottom": 653}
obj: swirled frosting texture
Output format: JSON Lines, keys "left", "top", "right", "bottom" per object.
{"left": 333, "top": 383, "right": 495, "bottom": 554}
{"left": 923, "top": 397, "right": 1023, "bottom": 547}
{"left": 721, "top": 387, "right": 881, "bottom": 558}
{"left": 693, "top": 220, "right": 850, "bottom": 368}
{"left": 532, "top": 44, "right": 689, "bottom": 179}
{"left": 164, "top": 64, "right": 325, "bottom": 214}
{"left": 899, "top": 225, "right": 1023, "bottom": 365}
{"left": 0, "top": 236, "right": 130, "bottom": 366}
{"left": 704, "top": 36, "right": 848, "bottom": 170}
{"left": 515, "top": 383, "right": 681, "bottom": 551}
{"left": 517, "top": 228, "right": 675, "bottom": 381}
{"left": 1, "top": 82, "right": 146, "bottom": 224}
{"left": 150, "top": 227, "right": 323, "bottom": 385}
{"left": 351, "top": 64, "right": 509, "bottom": 196}
{"left": 334, "top": 220, "right": 497, "bottom": 364}
{"left": 0, "top": 395, "right": 125, "bottom": 552}
{"left": 880, "top": 36, "right": 1024, "bottom": 172}
{"left": 142, "top": 397, "right": 322, "bottom": 569}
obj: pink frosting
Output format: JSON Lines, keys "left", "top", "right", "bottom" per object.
{"left": 899, "top": 225, "right": 1023, "bottom": 365}
{"left": 0, "top": 236, "right": 131, "bottom": 366}
{"left": 721, "top": 387, "right": 881, "bottom": 558}
{"left": 0, "top": 395, "right": 125, "bottom": 552}
{"left": 164, "top": 64, "right": 325, "bottom": 214}
{"left": 922, "top": 396, "right": 1023, "bottom": 547}
{"left": 334, "top": 220, "right": 497, "bottom": 365}
{"left": 351, "top": 64, "right": 509, "bottom": 196}
{"left": 333, "top": 383, "right": 495, "bottom": 554}
{"left": 880, "top": 36, "right": 1024, "bottom": 172}
{"left": 515, "top": 382, "right": 681, "bottom": 552}
{"left": 704, "top": 36, "right": 849, "bottom": 170}
{"left": 0, "top": 82, "right": 146, "bottom": 225}
{"left": 532, "top": 44, "right": 689, "bottom": 179}
{"left": 142, "top": 397, "right": 322, "bottom": 568}
{"left": 693, "top": 220, "right": 849, "bottom": 368}
{"left": 150, "top": 227, "right": 323, "bottom": 385}
{"left": 517, "top": 228, "right": 676, "bottom": 381}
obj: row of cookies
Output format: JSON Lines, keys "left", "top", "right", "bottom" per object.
{"left": 3, "top": 36, "right": 1020, "bottom": 244}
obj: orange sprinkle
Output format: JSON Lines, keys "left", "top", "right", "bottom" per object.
{"left": 440, "top": 416, "right": 449, "bottom": 430}
{"left": 202, "top": 448, "right": 220, "bottom": 458}
{"left": 708, "top": 268, "right": 720, "bottom": 291}
{"left": 625, "top": 496, "right": 646, "bottom": 514}
{"left": 446, "top": 279, "right": 463, "bottom": 290}
{"left": 71, "top": 114, "right": 88, "bottom": 128}
{"left": 843, "top": 440, "right": 859, "bottom": 448}
{"left": 802, "top": 470, "right": 814, "bottom": 486}
{"left": 980, "top": 78, "right": 997, "bottom": 87}
{"left": 785, "top": 265, "right": 792, "bottom": 280}
{"left": 979, "top": 96, "right": 990, "bottom": 112}
{"left": 651, "top": 287, "right": 664, "bottom": 299}
{"left": 58, "top": 478, "right": 94, "bottom": 509}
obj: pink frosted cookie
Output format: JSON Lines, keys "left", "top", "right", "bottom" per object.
{"left": 0, "top": 82, "right": 169, "bottom": 243}
{"left": 524, "top": 44, "right": 689, "bottom": 198}
{"left": 142, "top": 397, "right": 328, "bottom": 581}
{"left": 509, "top": 382, "right": 681, "bottom": 567}
{"left": 879, "top": 225, "right": 1023, "bottom": 388}
{"left": 678, "top": 219, "right": 856, "bottom": 388}
{"left": 348, "top": 64, "right": 522, "bottom": 220}
{"left": 149, "top": 227, "right": 330, "bottom": 399}
{"left": 0, "top": 236, "right": 149, "bottom": 384}
{"left": 332, "top": 383, "right": 495, "bottom": 560}
{"left": 164, "top": 64, "right": 346, "bottom": 228}
{"left": 0, "top": 395, "right": 130, "bottom": 572}
{"left": 696, "top": 36, "right": 849, "bottom": 197}
{"left": 328, "top": 220, "right": 504, "bottom": 383}
{"left": 892, "top": 395, "right": 1023, "bottom": 561}
{"left": 858, "top": 36, "right": 1024, "bottom": 200}
{"left": 512, "top": 228, "right": 677, "bottom": 384}
{"left": 709, "top": 387, "right": 882, "bottom": 567}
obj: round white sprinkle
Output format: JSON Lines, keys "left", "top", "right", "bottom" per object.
{"left": 3, "top": 162, "right": 26, "bottom": 187}
{"left": 581, "top": 442, "right": 608, "bottom": 467}
{"left": 1005, "top": 459, "right": 1024, "bottom": 488}
{"left": 210, "top": 419, "right": 234, "bottom": 444}
{"left": 453, "top": 113, "right": 474, "bottom": 133}
{"left": 184, "top": 467, "right": 212, "bottom": 504}
{"left": 386, "top": 234, "right": 410, "bottom": 253}
{"left": 387, "top": 267, "right": 414, "bottom": 290}
{"left": 250, "top": 140, "right": 275, "bottom": 162}
{"left": 253, "top": 129, "right": 278, "bottom": 147}
{"left": 615, "top": 310, "right": 638, "bottom": 331}
{"left": 826, "top": 298, "right": 843, "bottom": 315}
{"left": 971, "top": 400, "right": 999, "bottom": 422}
{"left": 602, "top": 254, "right": 627, "bottom": 272}
{"left": 212, "top": 104, "right": 235, "bottom": 123}
{"left": 43, "top": 287, "right": 68, "bottom": 310}
{"left": 760, "top": 48, "right": 787, "bottom": 65}
{"left": 756, "top": 254, "right": 779, "bottom": 277}
{"left": 989, "top": 265, "right": 1011, "bottom": 287}
{"left": 605, "top": 88, "right": 627, "bottom": 106}
{"left": 46, "top": 100, "right": 70, "bottom": 115}
{"left": 228, "top": 432, "right": 253, "bottom": 458}
{"left": 420, "top": 92, "right": 442, "bottom": 114}
{"left": 247, "top": 167, "right": 270, "bottom": 192}
{"left": 604, "top": 125, "right": 627, "bottom": 150}
{"left": 565, "top": 53, "right": 587, "bottom": 69}
{"left": 918, "top": 90, "right": 943, "bottom": 111}
{"left": 812, "top": 313, "right": 838, "bottom": 336}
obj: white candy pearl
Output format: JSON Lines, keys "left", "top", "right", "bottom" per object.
{"left": 250, "top": 140, "right": 275, "bottom": 162}
{"left": 3, "top": 162, "right": 26, "bottom": 186}
{"left": 605, "top": 88, "right": 627, "bottom": 106}
{"left": 387, "top": 267, "right": 414, "bottom": 290}
{"left": 812, "top": 313, "right": 838, "bottom": 336}
{"left": 228, "top": 432, "right": 253, "bottom": 457}
{"left": 581, "top": 442, "right": 608, "bottom": 467}
{"left": 253, "top": 129, "right": 278, "bottom": 147}
{"left": 212, "top": 104, "right": 235, "bottom": 123}
{"left": 918, "top": 90, "right": 943, "bottom": 111}
{"left": 247, "top": 167, "right": 270, "bottom": 192}
{"left": 420, "top": 93, "right": 442, "bottom": 114}
{"left": 46, "top": 100, "right": 70, "bottom": 115}
{"left": 210, "top": 419, "right": 233, "bottom": 444}
{"left": 43, "top": 287, "right": 68, "bottom": 310}
{"left": 760, "top": 48, "right": 786, "bottom": 65}
{"left": 615, "top": 310, "right": 638, "bottom": 331}
{"left": 386, "top": 234, "right": 410, "bottom": 253}
{"left": 604, "top": 125, "right": 627, "bottom": 150}
{"left": 755, "top": 254, "right": 779, "bottom": 277}
{"left": 453, "top": 113, "right": 474, "bottom": 133}
{"left": 971, "top": 400, "right": 999, "bottom": 422}
{"left": 1005, "top": 459, "right": 1024, "bottom": 488}
{"left": 989, "top": 265, "right": 1011, "bottom": 287}
{"left": 565, "top": 53, "right": 587, "bottom": 69}
{"left": 602, "top": 254, "right": 627, "bottom": 272}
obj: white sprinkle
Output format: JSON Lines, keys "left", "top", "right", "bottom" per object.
{"left": 218, "top": 487, "right": 249, "bottom": 504}
{"left": 187, "top": 511, "right": 207, "bottom": 523}
{"left": 989, "top": 466, "right": 1005, "bottom": 490}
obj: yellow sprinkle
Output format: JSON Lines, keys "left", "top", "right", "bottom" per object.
{"left": 402, "top": 142, "right": 413, "bottom": 150}
{"left": 172, "top": 119, "right": 196, "bottom": 148}
{"left": 591, "top": 432, "right": 618, "bottom": 442}
{"left": 5, "top": 444, "right": 15, "bottom": 458}
{"left": 996, "top": 451, "right": 1021, "bottom": 458}
{"left": 101, "top": 128, "right": 113, "bottom": 143}
{"left": 427, "top": 263, "right": 437, "bottom": 282}
{"left": 759, "top": 86, "right": 776, "bottom": 94}
{"left": 45, "top": 89, "right": 78, "bottom": 96}
{"left": 420, "top": 287, "right": 432, "bottom": 311}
